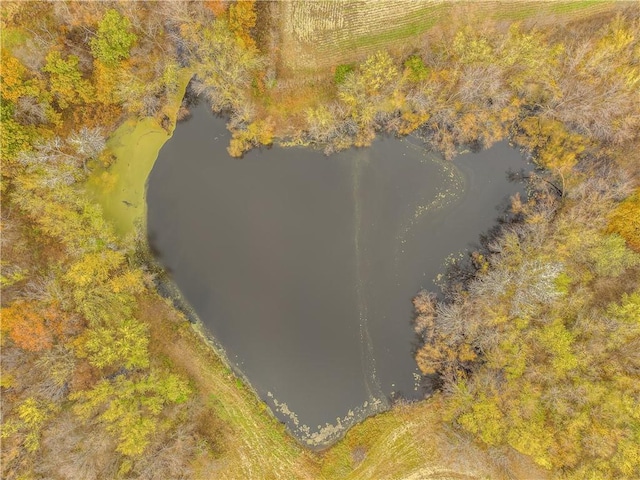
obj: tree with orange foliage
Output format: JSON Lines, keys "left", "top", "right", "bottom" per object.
{"left": 227, "top": 118, "right": 274, "bottom": 157}
{"left": 204, "top": 0, "right": 227, "bottom": 17}
{"left": 0, "top": 300, "right": 64, "bottom": 352}
{"left": 0, "top": 52, "right": 41, "bottom": 103}
{"left": 228, "top": 0, "right": 257, "bottom": 50}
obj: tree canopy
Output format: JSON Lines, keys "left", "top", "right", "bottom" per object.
{"left": 90, "top": 9, "right": 137, "bottom": 67}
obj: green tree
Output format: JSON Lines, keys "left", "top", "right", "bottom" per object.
{"left": 90, "top": 9, "right": 137, "bottom": 67}
{"left": 334, "top": 64, "right": 354, "bottom": 85}
{"left": 43, "top": 50, "right": 94, "bottom": 109}
{"left": 403, "top": 55, "right": 429, "bottom": 83}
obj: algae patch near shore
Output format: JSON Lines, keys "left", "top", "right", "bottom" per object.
{"left": 86, "top": 70, "right": 193, "bottom": 238}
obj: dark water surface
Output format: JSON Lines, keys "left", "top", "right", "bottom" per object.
{"left": 147, "top": 103, "right": 528, "bottom": 447}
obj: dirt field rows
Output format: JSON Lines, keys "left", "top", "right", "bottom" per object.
{"left": 273, "top": 0, "right": 616, "bottom": 77}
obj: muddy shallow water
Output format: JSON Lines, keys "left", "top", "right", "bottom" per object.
{"left": 147, "top": 103, "right": 528, "bottom": 447}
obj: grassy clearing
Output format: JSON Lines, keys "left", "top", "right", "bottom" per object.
{"left": 275, "top": 0, "right": 618, "bottom": 77}
{"left": 0, "top": 26, "right": 27, "bottom": 51}
{"left": 86, "top": 69, "right": 193, "bottom": 238}
{"left": 321, "top": 404, "right": 433, "bottom": 479}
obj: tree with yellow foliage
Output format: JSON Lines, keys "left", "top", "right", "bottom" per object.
{"left": 416, "top": 173, "right": 640, "bottom": 478}
{"left": 228, "top": 0, "right": 257, "bottom": 51}
{"left": 43, "top": 50, "right": 94, "bottom": 110}
{"left": 71, "top": 372, "right": 192, "bottom": 457}
{"left": 608, "top": 190, "right": 640, "bottom": 252}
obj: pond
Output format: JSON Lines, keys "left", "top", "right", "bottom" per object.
{"left": 147, "top": 102, "right": 529, "bottom": 447}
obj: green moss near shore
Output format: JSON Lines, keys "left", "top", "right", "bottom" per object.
{"left": 87, "top": 69, "right": 194, "bottom": 238}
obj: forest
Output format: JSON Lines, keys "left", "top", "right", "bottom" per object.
{"left": 1, "top": 1, "right": 639, "bottom": 479}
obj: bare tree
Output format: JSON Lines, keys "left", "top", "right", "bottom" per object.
{"left": 14, "top": 97, "right": 48, "bottom": 125}
{"left": 67, "top": 127, "right": 106, "bottom": 171}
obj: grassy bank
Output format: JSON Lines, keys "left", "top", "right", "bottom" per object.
{"left": 140, "top": 293, "right": 320, "bottom": 479}
{"left": 141, "top": 288, "right": 548, "bottom": 479}
{"left": 86, "top": 69, "right": 194, "bottom": 238}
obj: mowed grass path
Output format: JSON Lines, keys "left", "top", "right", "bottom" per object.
{"left": 141, "top": 295, "right": 320, "bottom": 480}
{"left": 142, "top": 292, "right": 549, "bottom": 479}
